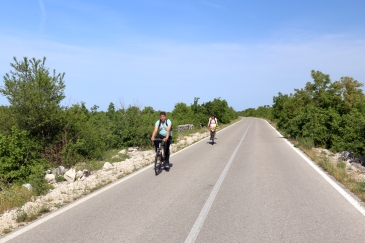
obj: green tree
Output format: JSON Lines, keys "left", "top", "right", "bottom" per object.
{"left": 305, "top": 70, "right": 333, "bottom": 109}
{"left": 0, "top": 127, "right": 48, "bottom": 193}
{"left": 107, "top": 102, "right": 116, "bottom": 119}
{"left": 333, "top": 110, "right": 365, "bottom": 155}
{"left": 202, "top": 98, "right": 236, "bottom": 124}
{"left": 141, "top": 106, "right": 155, "bottom": 114}
{"left": 172, "top": 102, "right": 194, "bottom": 125}
{"left": 0, "top": 105, "right": 16, "bottom": 134}
{"left": 332, "top": 76, "right": 365, "bottom": 114}
{"left": 0, "top": 57, "right": 66, "bottom": 144}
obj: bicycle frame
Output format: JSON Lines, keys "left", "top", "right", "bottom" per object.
{"left": 153, "top": 138, "right": 166, "bottom": 175}
{"left": 155, "top": 140, "right": 164, "bottom": 158}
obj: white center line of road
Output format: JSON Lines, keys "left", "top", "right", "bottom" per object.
{"left": 184, "top": 121, "right": 252, "bottom": 243}
{"left": 0, "top": 120, "right": 243, "bottom": 243}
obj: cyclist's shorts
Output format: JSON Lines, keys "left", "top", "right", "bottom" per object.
{"left": 210, "top": 124, "right": 216, "bottom": 132}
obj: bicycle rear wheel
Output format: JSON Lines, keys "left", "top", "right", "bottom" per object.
{"left": 154, "top": 152, "right": 163, "bottom": 175}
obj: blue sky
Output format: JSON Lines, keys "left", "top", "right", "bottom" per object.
{"left": 1, "top": 0, "right": 365, "bottom": 112}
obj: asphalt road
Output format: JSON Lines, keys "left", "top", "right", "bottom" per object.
{"left": 3, "top": 118, "right": 365, "bottom": 243}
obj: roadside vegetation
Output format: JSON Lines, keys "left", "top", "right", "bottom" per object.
{"left": 240, "top": 70, "right": 365, "bottom": 202}
{"left": 0, "top": 56, "right": 238, "bottom": 215}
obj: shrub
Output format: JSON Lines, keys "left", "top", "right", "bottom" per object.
{"left": 0, "top": 127, "right": 49, "bottom": 186}
{"left": 56, "top": 176, "right": 66, "bottom": 182}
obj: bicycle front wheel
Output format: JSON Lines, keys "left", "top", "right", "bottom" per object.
{"left": 154, "top": 152, "right": 163, "bottom": 175}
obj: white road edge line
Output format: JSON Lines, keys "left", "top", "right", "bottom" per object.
{"left": 184, "top": 121, "right": 252, "bottom": 243}
{"left": 0, "top": 119, "right": 243, "bottom": 242}
{"left": 265, "top": 120, "right": 365, "bottom": 217}
{"left": 0, "top": 164, "right": 153, "bottom": 243}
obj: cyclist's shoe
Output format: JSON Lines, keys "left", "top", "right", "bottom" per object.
{"left": 164, "top": 162, "right": 170, "bottom": 168}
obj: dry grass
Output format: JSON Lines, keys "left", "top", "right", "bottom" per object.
{"left": 74, "top": 161, "right": 105, "bottom": 172}
{"left": 15, "top": 205, "right": 51, "bottom": 222}
{"left": 300, "top": 147, "right": 365, "bottom": 202}
{"left": 177, "top": 127, "right": 207, "bottom": 140}
{"left": 15, "top": 209, "right": 37, "bottom": 223}
{"left": 2, "top": 227, "right": 13, "bottom": 235}
{"left": 0, "top": 185, "right": 34, "bottom": 215}
{"left": 269, "top": 120, "right": 365, "bottom": 203}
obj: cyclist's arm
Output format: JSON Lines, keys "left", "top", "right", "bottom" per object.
{"left": 207, "top": 118, "right": 211, "bottom": 127}
{"left": 151, "top": 125, "right": 158, "bottom": 140}
{"left": 165, "top": 126, "right": 171, "bottom": 141}
{"left": 164, "top": 120, "right": 171, "bottom": 141}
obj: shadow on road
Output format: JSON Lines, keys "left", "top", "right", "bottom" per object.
{"left": 207, "top": 137, "right": 217, "bottom": 145}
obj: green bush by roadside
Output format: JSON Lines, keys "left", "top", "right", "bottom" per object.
{"left": 0, "top": 56, "right": 239, "bottom": 197}
{"left": 240, "top": 70, "right": 365, "bottom": 156}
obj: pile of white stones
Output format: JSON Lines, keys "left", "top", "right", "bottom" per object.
{"left": 44, "top": 166, "right": 90, "bottom": 185}
{"left": 177, "top": 124, "right": 195, "bottom": 133}
{"left": 313, "top": 148, "right": 365, "bottom": 179}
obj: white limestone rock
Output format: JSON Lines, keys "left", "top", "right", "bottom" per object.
{"left": 118, "top": 149, "right": 126, "bottom": 154}
{"left": 45, "top": 174, "right": 56, "bottom": 184}
{"left": 64, "top": 168, "right": 76, "bottom": 182}
{"left": 76, "top": 170, "right": 83, "bottom": 179}
{"left": 103, "top": 162, "right": 114, "bottom": 171}
{"left": 22, "top": 183, "right": 32, "bottom": 190}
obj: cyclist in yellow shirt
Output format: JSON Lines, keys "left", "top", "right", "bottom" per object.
{"left": 207, "top": 114, "right": 218, "bottom": 136}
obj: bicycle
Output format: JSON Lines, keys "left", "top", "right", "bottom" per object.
{"left": 153, "top": 139, "right": 166, "bottom": 175}
{"left": 209, "top": 125, "right": 217, "bottom": 145}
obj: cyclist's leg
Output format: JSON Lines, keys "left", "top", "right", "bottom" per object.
{"left": 164, "top": 136, "right": 172, "bottom": 165}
